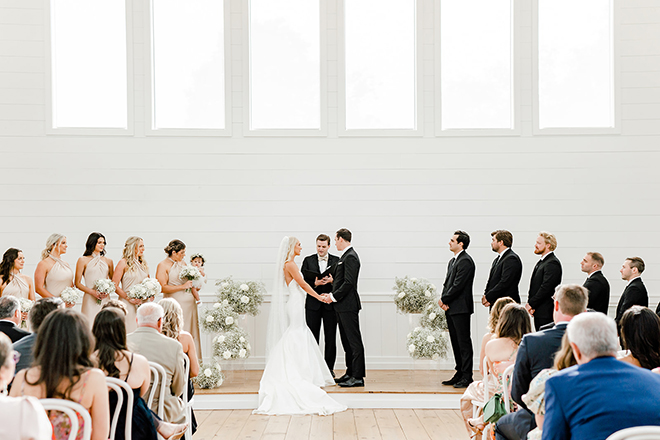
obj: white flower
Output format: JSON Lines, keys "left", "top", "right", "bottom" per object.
{"left": 222, "top": 351, "right": 232, "bottom": 359}
{"left": 398, "top": 292, "right": 405, "bottom": 298}
{"left": 238, "top": 349, "right": 247, "bottom": 358}
{"left": 246, "top": 343, "right": 251, "bottom": 350}
{"left": 240, "top": 284, "right": 249, "bottom": 291}
{"left": 217, "top": 335, "right": 226, "bottom": 343}
{"left": 221, "top": 282, "right": 229, "bottom": 288}
{"left": 225, "top": 316, "right": 234, "bottom": 325}
{"left": 414, "top": 327, "right": 421, "bottom": 332}
{"left": 204, "top": 369, "right": 212, "bottom": 377}
{"left": 215, "top": 364, "right": 222, "bottom": 371}
{"left": 407, "top": 333, "right": 412, "bottom": 338}
{"left": 410, "top": 278, "right": 417, "bottom": 282}
{"left": 408, "top": 344, "right": 416, "bottom": 353}
{"left": 213, "top": 302, "right": 221, "bottom": 309}
{"left": 206, "top": 315, "right": 214, "bottom": 323}
{"left": 424, "top": 290, "right": 431, "bottom": 297}
{"left": 240, "top": 295, "right": 250, "bottom": 304}
{"left": 239, "top": 337, "right": 245, "bottom": 343}
{"left": 426, "top": 335, "right": 435, "bottom": 343}
{"left": 429, "top": 313, "right": 437, "bottom": 320}
{"left": 222, "top": 299, "right": 229, "bottom": 305}
{"left": 430, "top": 284, "right": 436, "bottom": 290}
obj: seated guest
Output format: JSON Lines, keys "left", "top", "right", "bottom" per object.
{"left": 543, "top": 312, "right": 660, "bottom": 439}
{"left": 479, "top": 297, "right": 516, "bottom": 376}
{"left": 10, "top": 309, "right": 110, "bottom": 440}
{"left": 102, "top": 298, "right": 128, "bottom": 315}
{"left": 13, "top": 297, "right": 64, "bottom": 374}
{"left": 127, "top": 303, "right": 186, "bottom": 424}
{"left": 495, "top": 284, "right": 587, "bottom": 440}
{"left": 92, "top": 308, "right": 187, "bottom": 440}
{"left": 0, "top": 332, "right": 52, "bottom": 439}
{"left": 0, "top": 296, "right": 30, "bottom": 343}
{"left": 618, "top": 305, "right": 660, "bottom": 370}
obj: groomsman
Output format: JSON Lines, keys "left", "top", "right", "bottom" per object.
{"left": 615, "top": 257, "right": 648, "bottom": 326}
{"left": 301, "top": 234, "right": 340, "bottom": 376}
{"left": 439, "top": 230, "right": 475, "bottom": 389}
{"left": 526, "top": 232, "right": 562, "bottom": 330}
{"left": 482, "top": 230, "right": 523, "bottom": 308}
{"left": 580, "top": 252, "right": 610, "bottom": 314}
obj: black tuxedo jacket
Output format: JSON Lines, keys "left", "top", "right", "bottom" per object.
{"left": 511, "top": 322, "right": 567, "bottom": 410}
{"left": 615, "top": 278, "right": 648, "bottom": 324}
{"left": 528, "top": 253, "right": 562, "bottom": 322}
{"left": 332, "top": 247, "right": 361, "bottom": 313}
{"left": 484, "top": 248, "right": 523, "bottom": 304}
{"left": 301, "top": 253, "right": 340, "bottom": 311}
{"left": 583, "top": 271, "right": 610, "bottom": 315}
{"left": 0, "top": 320, "right": 30, "bottom": 343}
{"left": 441, "top": 251, "right": 475, "bottom": 316}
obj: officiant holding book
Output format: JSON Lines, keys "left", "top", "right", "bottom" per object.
{"left": 301, "top": 234, "right": 340, "bottom": 377}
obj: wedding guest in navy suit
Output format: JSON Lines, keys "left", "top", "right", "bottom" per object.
{"left": 526, "top": 232, "right": 562, "bottom": 330}
{"left": 482, "top": 230, "right": 523, "bottom": 308}
{"left": 580, "top": 252, "right": 610, "bottom": 314}
{"left": 615, "top": 257, "right": 648, "bottom": 327}
{"left": 543, "top": 312, "right": 660, "bottom": 440}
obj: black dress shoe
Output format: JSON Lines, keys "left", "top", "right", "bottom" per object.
{"left": 442, "top": 374, "right": 461, "bottom": 386}
{"left": 338, "top": 377, "right": 364, "bottom": 387}
{"left": 453, "top": 378, "right": 472, "bottom": 388}
{"left": 335, "top": 374, "right": 351, "bottom": 383}
{"left": 330, "top": 370, "right": 335, "bottom": 378}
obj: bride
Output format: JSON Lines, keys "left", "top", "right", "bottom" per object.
{"left": 254, "top": 236, "right": 347, "bottom": 416}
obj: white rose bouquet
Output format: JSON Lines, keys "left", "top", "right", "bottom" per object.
{"left": 18, "top": 297, "right": 34, "bottom": 328}
{"left": 420, "top": 300, "right": 448, "bottom": 331}
{"left": 127, "top": 283, "right": 151, "bottom": 303}
{"left": 201, "top": 302, "right": 239, "bottom": 333}
{"left": 406, "top": 326, "right": 449, "bottom": 360}
{"left": 212, "top": 327, "right": 251, "bottom": 360}
{"left": 60, "top": 287, "right": 83, "bottom": 305}
{"left": 194, "top": 362, "right": 224, "bottom": 389}
{"left": 141, "top": 278, "right": 161, "bottom": 298}
{"left": 215, "top": 277, "right": 264, "bottom": 316}
{"left": 393, "top": 276, "right": 437, "bottom": 314}
{"left": 93, "top": 279, "right": 116, "bottom": 304}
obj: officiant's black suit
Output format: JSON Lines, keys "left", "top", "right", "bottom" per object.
{"left": 527, "top": 253, "right": 562, "bottom": 330}
{"left": 583, "top": 270, "right": 610, "bottom": 315}
{"left": 484, "top": 248, "right": 523, "bottom": 306}
{"left": 302, "top": 252, "right": 340, "bottom": 373}
{"left": 441, "top": 251, "right": 475, "bottom": 382}
{"left": 332, "top": 247, "right": 365, "bottom": 379}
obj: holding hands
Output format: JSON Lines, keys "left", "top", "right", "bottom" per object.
{"left": 318, "top": 293, "right": 333, "bottom": 304}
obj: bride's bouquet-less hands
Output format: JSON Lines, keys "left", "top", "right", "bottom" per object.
{"left": 18, "top": 297, "right": 34, "bottom": 328}
{"left": 60, "top": 287, "right": 83, "bottom": 306}
{"left": 215, "top": 277, "right": 265, "bottom": 316}
{"left": 407, "top": 326, "right": 449, "bottom": 360}
{"left": 393, "top": 276, "right": 437, "bottom": 314}
{"left": 194, "top": 362, "right": 224, "bottom": 389}
{"left": 212, "top": 327, "right": 251, "bottom": 360}
{"left": 93, "top": 279, "right": 116, "bottom": 305}
{"left": 201, "top": 302, "right": 239, "bottom": 333}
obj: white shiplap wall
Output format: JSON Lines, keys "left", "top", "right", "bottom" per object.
{"left": 0, "top": 0, "right": 659, "bottom": 369}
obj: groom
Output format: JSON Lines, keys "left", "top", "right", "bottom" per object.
{"left": 323, "top": 228, "right": 366, "bottom": 387}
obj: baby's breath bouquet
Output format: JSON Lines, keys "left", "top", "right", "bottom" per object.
{"left": 420, "top": 300, "right": 448, "bottom": 331}
{"left": 194, "top": 362, "right": 224, "bottom": 389}
{"left": 141, "top": 278, "right": 162, "bottom": 298}
{"left": 213, "top": 327, "right": 251, "bottom": 360}
{"left": 393, "top": 276, "right": 437, "bottom": 314}
{"left": 407, "top": 326, "right": 449, "bottom": 360}
{"left": 215, "top": 277, "right": 265, "bottom": 316}
{"left": 201, "top": 302, "right": 238, "bottom": 333}
{"left": 93, "top": 279, "right": 116, "bottom": 304}
{"left": 60, "top": 287, "right": 83, "bottom": 305}
{"left": 127, "top": 283, "right": 150, "bottom": 302}
{"left": 18, "top": 298, "right": 34, "bottom": 328}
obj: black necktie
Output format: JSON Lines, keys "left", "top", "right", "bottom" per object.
{"left": 448, "top": 257, "right": 456, "bottom": 273}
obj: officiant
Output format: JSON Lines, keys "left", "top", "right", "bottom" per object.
{"left": 302, "top": 234, "right": 340, "bottom": 377}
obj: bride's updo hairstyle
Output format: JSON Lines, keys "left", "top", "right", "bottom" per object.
{"left": 122, "top": 236, "right": 147, "bottom": 272}
{"left": 41, "top": 233, "right": 66, "bottom": 260}
{"left": 164, "top": 239, "right": 186, "bottom": 256}
{"left": 285, "top": 237, "right": 298, "bottom": 262}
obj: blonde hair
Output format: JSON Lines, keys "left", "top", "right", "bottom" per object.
{"left": 41, "top": 233, "right": 66, "bottom": 260}
{"left": 159, "top": 298, "right": 183, "bottom": 340}
{"left": 122, "top": 236, "right": 148, "bottom": 273}
{"left": 487, "top": 297, "right": 516, "bottom": 332}
{"left": 285, "top": 237, "right": 299, "bottom": 263}
{"left": 553, "top": 333, "right": 577, "bottom": 370}
{"left": 538, "top": 231, "right": 557, "bottom": 251}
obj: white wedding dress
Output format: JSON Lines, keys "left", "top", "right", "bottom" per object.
{"left": 254, "top": 238, "right": 346, "bottom": 416}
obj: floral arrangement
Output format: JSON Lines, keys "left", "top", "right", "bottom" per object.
{"left": 420, "top": 300, "right": 448, "bottom": 331}
{"left": 60, "top": 287, "right": 83, "bottom": 305}
{"left": 179, "top": 265, "right": 202, "bottom": 282}
{"left": 215, "top": 277, "right": 265, "bottom": 316}
{"left": 141, "top": 278, "right": 162, "bottom": 297}
{"left": 201, "top": 302, "right": 239, "bottom": 333}
{"left": 407, "top": 326, "right": 449, "bottom": 360}
{"left": 18, "top": 298, "right": 34, "bottom": 328}
{"left": 127, "top": 284, "right": 150, "bottom": 302}
{"left": 212, "top": 327, "right": 251, "bottom": 360}
{"left": 393, "top": 276, "right": 437, "bottom": 314}
{"left": 93, "top": 279, "right": 116, "bottom": 304}
{"left": 194, "top": 362, "right": 224, "bottom": 389}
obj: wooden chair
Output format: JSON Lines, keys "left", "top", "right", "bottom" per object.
{"left": 148, "top": 362, "right": 167, "bottom": 419}
{"left": 606, "top": 426, "right": 660, "bottom": 440}
{"left": 107, "top": 377, "right": 134, "bottom": 440}
{"left": 40, "top": 398, "right": 92, "bottom": 440}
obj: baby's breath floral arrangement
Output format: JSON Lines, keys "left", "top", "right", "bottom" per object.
{"left": 127, "top": 283, "right": 150, "bottom": 302}
{"left": 60, "top": 287, "right": 83, "bottom": 305}
{"left": 18, "top": 298, "right": 34, "bottom": 328}
{"left": 420, "top": 300, "right": 448, "bottom": 331}
{"left": 194, "top": 362, "right": 224, "bottom": 389}
{"left": 93, "top": 279, "right": 116, "bottom": 304}
{"left": 215, "top": 277, "right": 265, "bottom": 316}
{"left": 407, "top": 326, "right": 449, "bottom": 360}
{"left": 213, "top": 327, "right": 251, "bottom": 360}
{"left": 179, "top": 265, "right": 202, "bottom": 292}
{"left": 201, "top": 302, "right": 239, "bottom": 333}
{"left": 393, "top": 276, "right": 437, "bottom": 314}
{"left": 141, "top": 278, "right": 162, "bottom": 298}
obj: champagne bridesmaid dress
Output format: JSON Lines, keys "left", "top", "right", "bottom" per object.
{"left": 80, "top": 254, "right": 110, "bottom": 327}
{"left": 43, "top": 255, "right": 73, "bottom": 298}
{"left": 120, "top": 263, "right": 149, "bottom": 333}
{"left": 3, "top": 275, "right": 30, "bottom": 299}
{"left": 165, "top": 259, "right": 202, "bottom": 357}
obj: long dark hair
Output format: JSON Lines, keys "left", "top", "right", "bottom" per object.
{"left": 92, "top": 308, "right": 127, "bottom": 378}
{"left": 83, "top": 232, "right": 106, "bottom": 257}
{"left": 620, "top": 306, "right": 660, "bottom": 370}
{"left": 0, "top": 248, "right": 20, "bottom": 285}
{"left": 27, "top": 309, "right": 94, "bottom": 399}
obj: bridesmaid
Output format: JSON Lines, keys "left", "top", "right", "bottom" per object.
{"left": 33, "top": 234, "right": 74, "bottom": 306}
{"left": 0, "top": 248, "right": 36, "bottom": 303}
{"left": 156, "top": 240, "right": 202, "bottom": 358}
{"left": 75, "top": 232, "right": 114, "bottom": 327}
{"left": 112, "top": 236, "right": 149, "bottom": 333}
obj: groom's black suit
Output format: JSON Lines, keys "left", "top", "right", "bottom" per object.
{"left": 332, "top": 247, "right": 365, "bottom": 379}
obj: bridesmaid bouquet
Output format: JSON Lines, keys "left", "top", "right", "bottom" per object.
{"left": 18, "top": 298, "right": 34, "bottom": 328}
{"left": 127, "top": 284, "right": 151, "bottom": 302}
{"left": 393, "top": 276, "right": 437, "bottom": 314}
{"left": 93, "top": 279, "right": 116, "bottom": 305}
{"left": 141, "top": 278, "right": 162, "bottom": 298}
{"left": 201, "top": 302, "right": 239, "bottom": 333}
{"left": 179, "top": 265, "right": 202, "bottom": 293}
{"left": 406, "top": 326, "right": 449, "bottom": 360}
{"left": 420, "top": 301, "right": 448, "bottom": 331}
{"left": 212, "top": 327, "right": 251, "bottom": 360}
{"left": 194, "top": 362, "right": 224, "bottom": 389}
{"left": 215, "top": 277, "right": 265, "bottom": 316}
{"left": 60, "top": 287, "right": 83, "bottom": 305}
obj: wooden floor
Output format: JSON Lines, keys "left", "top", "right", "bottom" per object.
{"left": 193, "top": 409, "right": 469, "bottom": 440}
